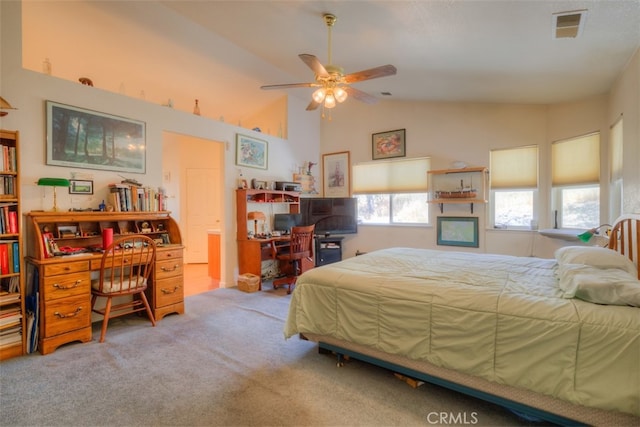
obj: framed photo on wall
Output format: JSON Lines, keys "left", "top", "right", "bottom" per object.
{"left": 236, "top": 134, "right": 268, "bottom": 169}
{"left": 46, "top": 101, "right": 146, "bottom": 173}
{"left": 68, "top": 179, "right": 93, "bottom": 195}
{"left": 322, "top": 151, "right": 350, "bottom": 198}
{"left": 437, "top": 216, "right": 479, "bottom": 248}
{"left": 372, "top": 129, "right": 406, "bottom": 160}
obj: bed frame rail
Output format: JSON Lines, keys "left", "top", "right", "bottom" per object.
{"left": 319, "top": 342, "right": 584, "bottom": 427}
{"left": 608, "top": 214, "right": 640, "bottom": 279}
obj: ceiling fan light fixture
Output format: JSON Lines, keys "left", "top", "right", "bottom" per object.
{"left": 334, "top": 87, "right": 348, "bottom": 103}
{"left": 324, "top": 92, "right": 337, "bottom": 109}
{"left": 312, "top": 88, "right": 326, "bottom": 103}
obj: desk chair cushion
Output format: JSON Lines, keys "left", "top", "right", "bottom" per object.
{"left": 92, "top": 275, "right": 148, "bottom": 294}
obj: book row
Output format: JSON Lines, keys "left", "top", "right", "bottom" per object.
{"left": 109, "top": 184, "right": 166, "bottom": 212}
{"left": 0, "top": 145, "right": 17, "bottom": 173}
{"left": 0, "top": 241, "right": 20, "bottom": 275}
{"left": 0, "top": 205, "right": 18, "bottom": 234}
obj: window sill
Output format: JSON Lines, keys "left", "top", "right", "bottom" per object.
{"left": 538, "top": 228, "right": 586, "bottom": 241}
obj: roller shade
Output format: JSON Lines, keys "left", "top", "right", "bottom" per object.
{"left": 552, "top": 132, "right": 600, "bottom": 186}
{"left": 490, "top": 145, "right": 538, "bottom": 189}
{"left": 353, "top": 157, "right": 430, "bottom": 194}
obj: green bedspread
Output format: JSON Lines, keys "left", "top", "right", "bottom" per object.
{"left": 284, "top": 248, "right": 640, "bottom": 416}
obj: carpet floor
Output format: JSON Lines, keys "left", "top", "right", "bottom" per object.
{"left": 0, "top": 287, "right": 547, "bottom": 426}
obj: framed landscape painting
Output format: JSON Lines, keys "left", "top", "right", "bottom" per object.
{"left": 437, "top": 216, "right": 479, "bottom": 248}
{"left": 46, "top": 101, "right": 146, "bottom": 173}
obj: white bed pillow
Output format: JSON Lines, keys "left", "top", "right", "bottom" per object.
{"left": 555, "top": 246, "right": 637, "bottom": 276}
{"left": 557, "top": 263, "right": 640, "bottom": 307}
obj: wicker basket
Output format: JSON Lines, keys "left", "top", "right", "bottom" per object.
{"left": 237, "top": 273, "right": 260, "bottom": 293}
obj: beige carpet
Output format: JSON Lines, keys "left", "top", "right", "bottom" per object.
{"left": 0, "top": 287, "right": 548, "bottom": 426}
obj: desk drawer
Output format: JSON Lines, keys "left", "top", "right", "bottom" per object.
{"left": 42, "top": 272, "right": 91, "bottom": 301}
{"left": 155, "top": 258, "right": 183, "bottom": 279}
{"left": 44, "top": 261, "right": 90, "bottom": 276}
{"left": 153, "top": 277, "right": 184, "bottom": 307}
{"left": 43, "top": 294, "right": 91, "bottom": 337}
{"left": 156, "top": 248, "right": 183, "bottom": 262}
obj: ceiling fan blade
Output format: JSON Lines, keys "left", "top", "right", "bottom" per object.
{"left": 344, "top": 86, "right": 378, "bottom": 104}
{"left": 344, "top": 64, "right": 397, "bottom": 84}
{"left": 299, "top": 54, "right": 329, "bottom": 77}
{"left": 261, "top": 82, "right": 316, "bottom": 90}
{"left": 306, "top": 99, "right": 321, "bottom": 111}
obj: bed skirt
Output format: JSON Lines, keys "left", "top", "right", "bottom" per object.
{"left": 303, "top": 333, "right": 640, "bottom": 427}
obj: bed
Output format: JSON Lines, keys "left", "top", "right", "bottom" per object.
{"left": 284, "top": 214, "right": 640, "bottom": 426}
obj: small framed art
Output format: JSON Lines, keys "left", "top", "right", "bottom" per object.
{"left": 236, "top": 134, "right": 268, "bottom": 169}
{"left": 69, "top": 179, "right": 93, "bottom": 195}
{"left": 322, "top": 151, "right": 350, "bottom": 198}
{"left": 372, "top": 129, "right": 406, "bottom": 160}
{"left": 437, "top": 216, "right": 479, "bottom": 248}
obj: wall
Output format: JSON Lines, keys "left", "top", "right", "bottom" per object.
{"left": 0, "top": 1, "right": 321, "bottom": 288}
{"left": 320, "top": 85, "right": 637, "bottom": 259}
{"left": 608, "top": 48, "right": 640, "bottom": 214}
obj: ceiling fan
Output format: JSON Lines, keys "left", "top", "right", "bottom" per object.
{"left": 260, "top": 13, "right": 397, "bottom": 114}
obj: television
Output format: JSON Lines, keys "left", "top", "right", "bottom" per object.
{"left": 300, "top": 197, "right": 358, "bottom": 235}
{"left": 273, "top": 213, "right": 303, "bottom": 234}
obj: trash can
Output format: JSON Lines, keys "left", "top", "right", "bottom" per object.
{"left": 237, "top": 273, "right": 260, "bottom": 293}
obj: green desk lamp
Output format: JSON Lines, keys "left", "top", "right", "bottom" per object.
{"left": 577, "top": 224, "right": 611, "bottom": 243}
{"left": 37, "top": 178, "right": 70, "bottom": 211}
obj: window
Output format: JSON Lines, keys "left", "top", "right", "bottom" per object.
{"left": 610, "top": 117, "right": 623, "bottom": 220}
{"left": 353, "top": 157, "right": 430, "bottom": 225}
{"left": 490, "top": 146, "right": 538, "bottom": 228}
{"left": 552, "top": 132, "right": 600, "bottom": 228}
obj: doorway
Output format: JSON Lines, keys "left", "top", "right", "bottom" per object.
{"left": 162, "top": 132, "right": 224, "bottom": 296}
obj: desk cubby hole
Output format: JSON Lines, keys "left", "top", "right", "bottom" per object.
{"left": 53, "top": 222, "right": 79, "bottom": 239}
{"left": 118, "top": 220, "right": 136, "bottom": 235}
{"left": 99, "top": 221, "right": 118, "bottom": 235}
{"left": 78, "top": 221, "right": 100, "bottom": 237}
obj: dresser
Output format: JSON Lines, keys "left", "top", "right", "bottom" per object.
{"left": 24, "top": 211, "right": 184, "bottom": 355}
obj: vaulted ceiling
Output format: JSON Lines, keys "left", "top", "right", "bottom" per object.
{"left": 162, "top": 1, "right": 640, "bottom": 105}
{"left": 21, "top": 1, "right": 640, "bottom": 125}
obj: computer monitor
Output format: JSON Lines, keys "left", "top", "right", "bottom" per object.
{"left": 273, "top": 213, "right": 302, "bottom": 234}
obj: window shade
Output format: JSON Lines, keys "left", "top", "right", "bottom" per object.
{"left": 552, "top": 132, "right": 600, "bottom": 186}
{"left": 353, "top": 157, "right": 430, "bottom": 194}
{"left": 610, "top": 117, "right": 623, "bottom": 181}
{"left": 490, "top": 145, "right": 538, "bottom": 189}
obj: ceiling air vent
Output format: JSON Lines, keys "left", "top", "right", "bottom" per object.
{"left": 553, "top": 9, "right": 587, "bottom": 39}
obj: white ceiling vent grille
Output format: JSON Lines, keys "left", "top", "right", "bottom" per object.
{"left": 553, "top": 10, "right": 587, "bottom": 39}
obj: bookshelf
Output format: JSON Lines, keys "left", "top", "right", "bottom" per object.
{"left": 0, "top": 130, "right": 24, "bottom": 361}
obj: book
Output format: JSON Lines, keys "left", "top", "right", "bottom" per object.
{"left": 8, "top": 210, "right": 17, "bottom": 234}
{"left": 0, "top": 244, "right": 8, "bottom": 275}
{"left": 11, "top": 241, "right": 19, "bottom": 273}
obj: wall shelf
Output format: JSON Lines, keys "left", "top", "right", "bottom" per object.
{"left": 428, "top": 167, "right": 488, "bottom": 213}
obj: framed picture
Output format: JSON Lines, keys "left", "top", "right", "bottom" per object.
{"left": 322, "top": 151, "right": 350, "bottom": 198}
{"left": 46, "top": 101, "right": 146, "bottom": 173}
{"left": 236, "top": 134, "right": 268, "bottom": 169}
{"left": 372, "top": 129, "right": 406, "bottom": 160}
{"left": 57, "top": 225, "right": 78, "bottom": 238}
{"left": 437, "top": 216, "right": 479, "bottom": 248}
{"left": 68, "top": 179, "right": 93, "bottom": 195}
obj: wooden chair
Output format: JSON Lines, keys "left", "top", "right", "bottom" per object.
{"left": 273, "top": 224, "right": 315, "bottom": 294}
{"left": 91, "top": 235, "right": 157, "bottom": 343}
